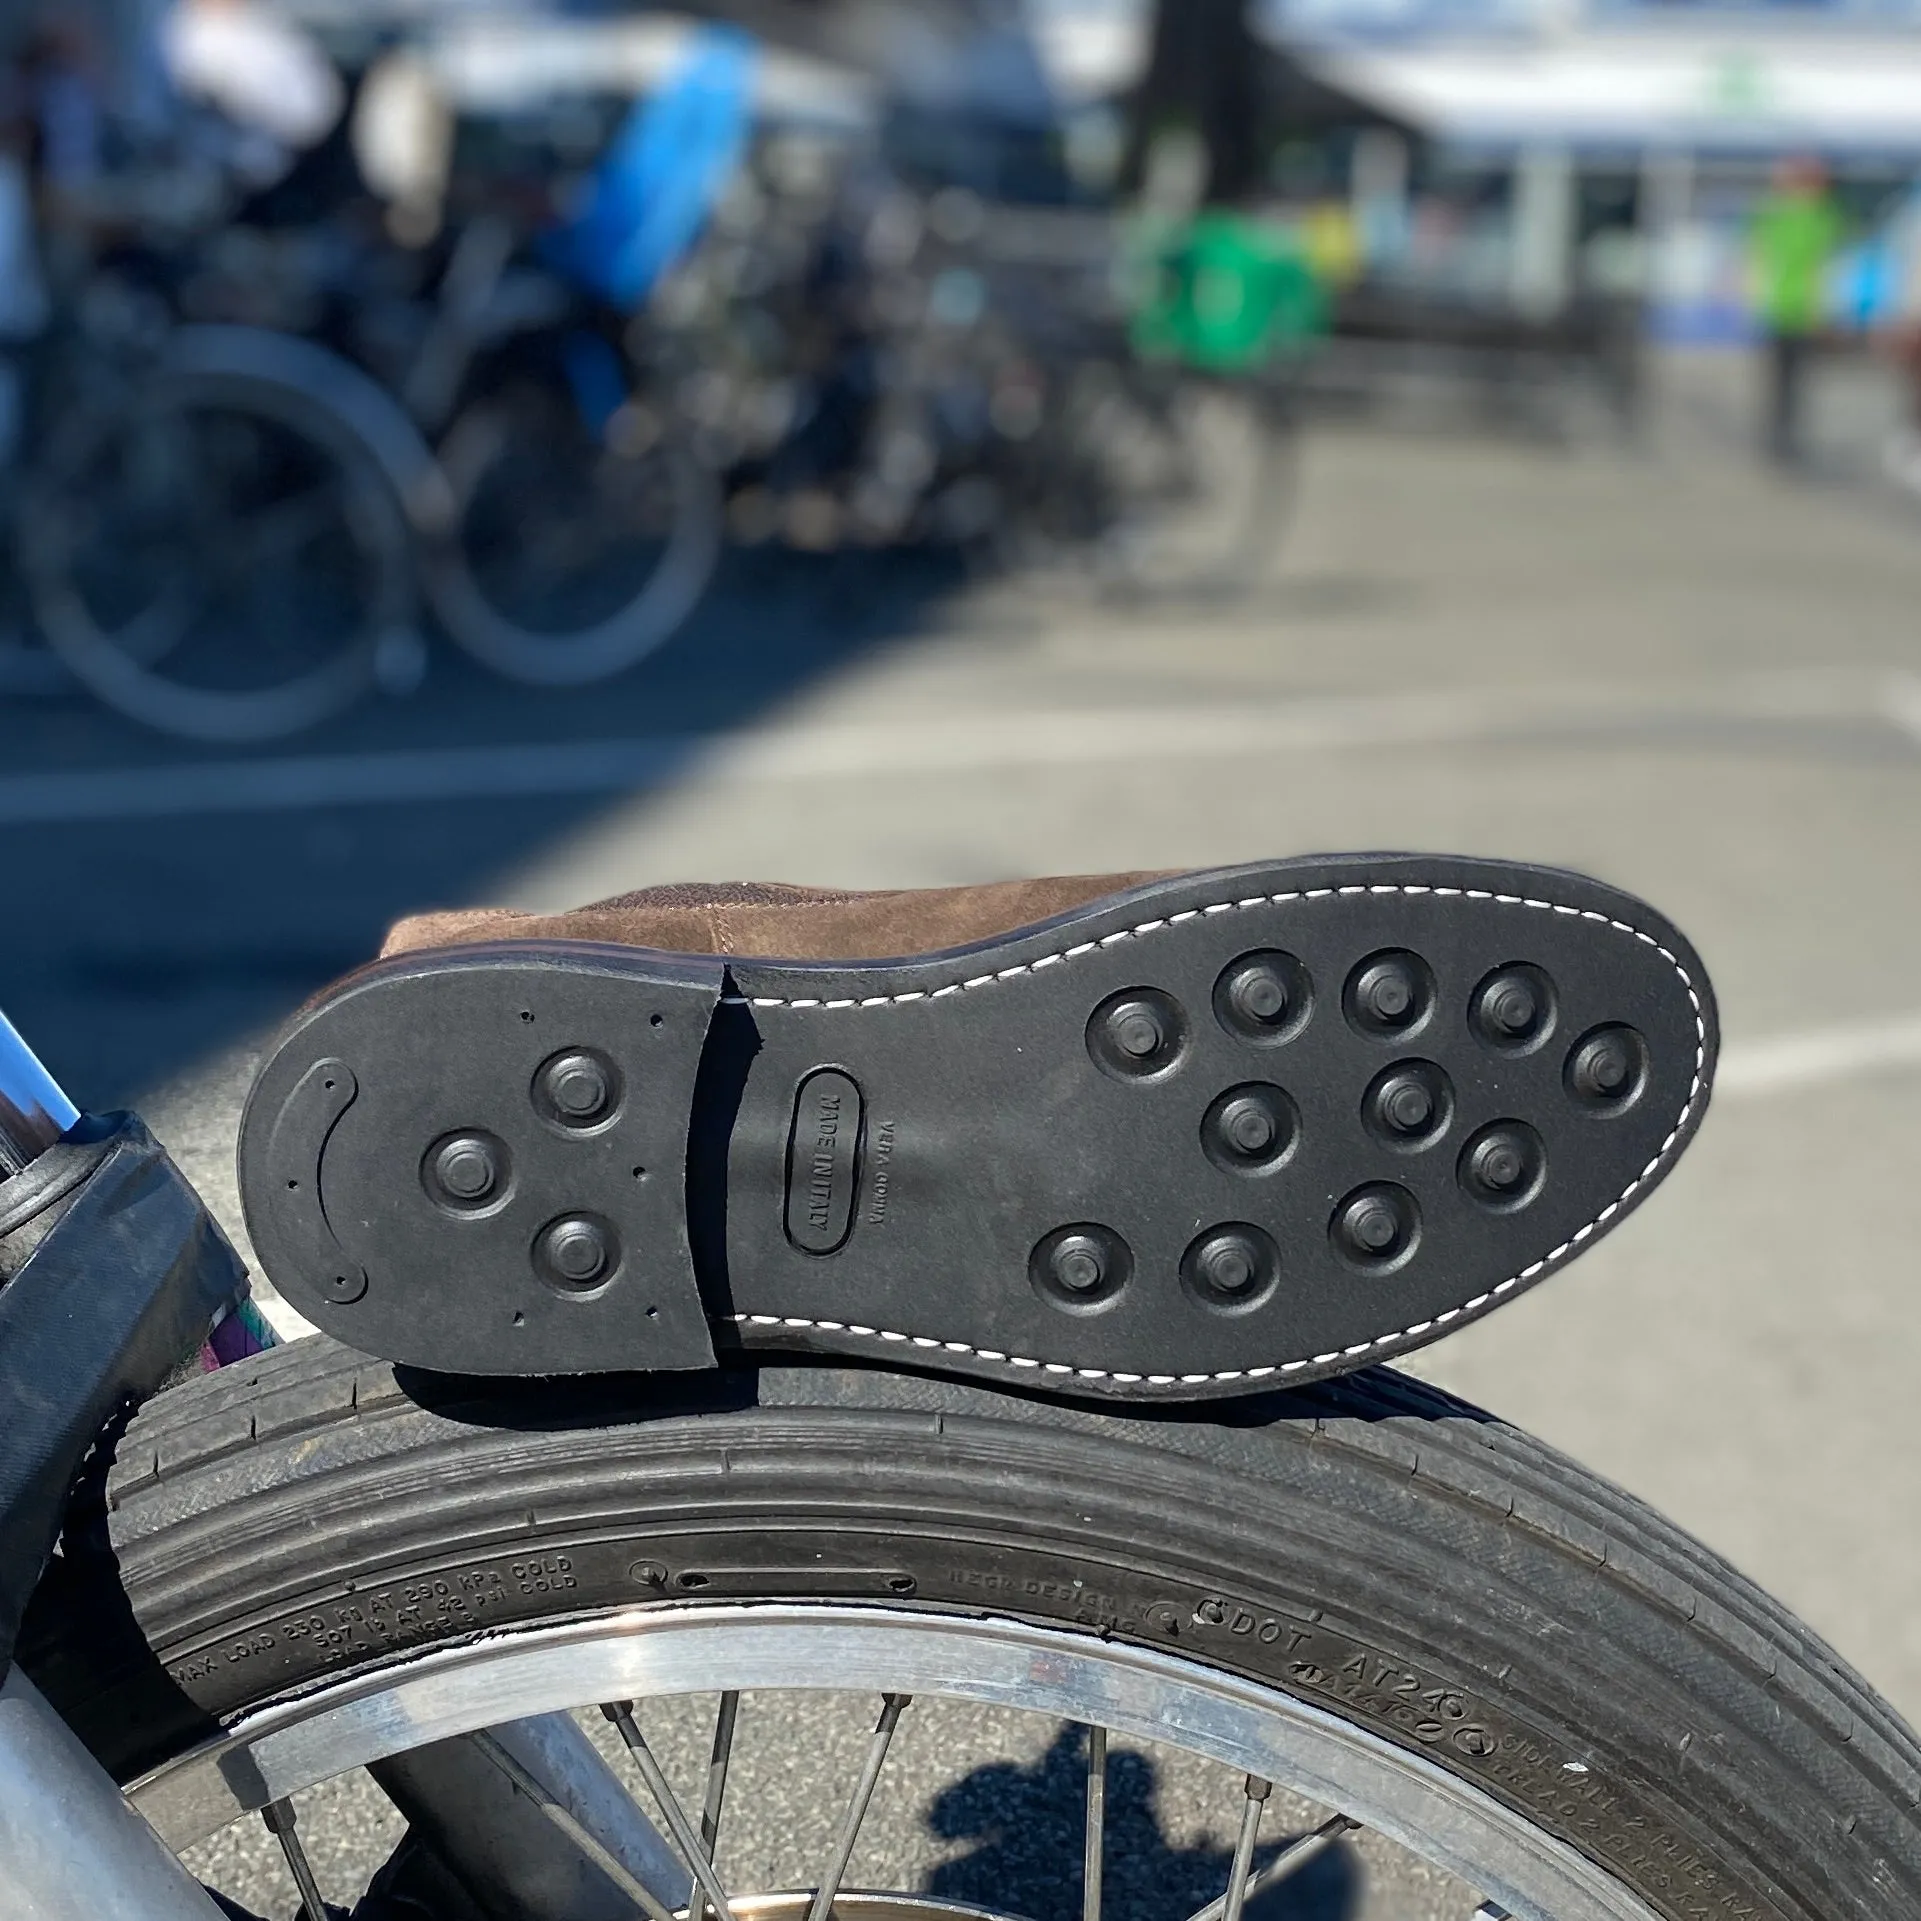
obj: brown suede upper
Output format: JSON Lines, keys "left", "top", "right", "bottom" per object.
{"left": 381, "top": 873, "right": 1173, "bottom": 965}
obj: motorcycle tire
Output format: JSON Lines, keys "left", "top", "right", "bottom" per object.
{"left": 20, "top": 1335, "right": 1921, "bottom": 1921}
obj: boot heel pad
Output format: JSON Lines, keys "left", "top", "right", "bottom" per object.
{"left": 242, "top": 951, "right": 725, "bottom": 1374}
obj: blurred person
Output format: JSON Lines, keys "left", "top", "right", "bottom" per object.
{"left": 0, "top": 10, "right": 108, "bottom": 439}
{"left": 24, "top": 15, "right": 103, "bottom": 198}
{"left": 351, "top": 48, "right": 452, "bottom": 247}
{"left": 1748, "top": 155, "right": 1842, "bottom": 466}
{"left": 159, "top": 0, "right": 341, "bottom": 189}
{"left": 7, "top": 9, "right": 111, "bottom": 263}
{"left": 0, "top": 58, "right": 49, "bottom": 466}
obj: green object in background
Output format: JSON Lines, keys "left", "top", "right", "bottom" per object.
{"left": 1131, "top": 211, "right": 1325, "bottom": 371}
{"left": 1751, "top": 189, "right": 1844, "bottom": 336}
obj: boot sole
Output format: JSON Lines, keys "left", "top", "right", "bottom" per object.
{"left": 239, "top": 855, "right": 1716, "bottom": 1400}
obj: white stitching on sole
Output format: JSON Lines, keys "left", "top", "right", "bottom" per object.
{"left": 724, "top": 885, "right": 1709, "bottom": 1387}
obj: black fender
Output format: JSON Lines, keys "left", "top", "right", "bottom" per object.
{"left": 0, "top": 1115, "right": 246, "bottom": 1667}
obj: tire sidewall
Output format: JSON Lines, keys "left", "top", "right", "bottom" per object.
{"left": 28, "top": 1366, "right": 1844, "bottom": 1921}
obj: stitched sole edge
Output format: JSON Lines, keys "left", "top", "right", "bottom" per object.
{"left": 716, "top": 879, "right": 1711, "bottom": 1393}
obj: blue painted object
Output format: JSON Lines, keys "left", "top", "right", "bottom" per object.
{"left": 545, "top": 26, "right": 757, "bottom": 310}
{"left": 560, "top": 330, "right": 630, "bottom": 438}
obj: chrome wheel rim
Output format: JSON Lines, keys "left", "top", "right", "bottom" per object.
{"left": 714, "top": 1897, "right": 1023, "bottom": 1921}
{"left": 134, "top": 1603, "right": 1655, "bottom": 1921}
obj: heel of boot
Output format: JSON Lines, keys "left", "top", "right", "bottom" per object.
{"left": 238, "top": 945, "right": 725, "bottom": 1374}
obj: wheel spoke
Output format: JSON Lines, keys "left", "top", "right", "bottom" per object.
{"left": 1082, "top": 1723, "right": 1107, "bottom": 1921}
{"left": 603, "top": 1700, "right": 738, "bottom": 1921}
{"left": 805, "top": 1693, "right": 912, "bottom": 1921}
{"left": 228, "top": 482, "right": 344, "bottom": 570}
{"left": 1182, "top": 1810, "right": 1360, "bottom": 1921}
{"left": 1219, "top": 1775, "right": 1270, "bottom": 1921}
{"left": 690, "top": 1691, "right": 742, "bottom": 1921}
{"left": 261, "top": 1797, "right": 328, "bottom": 1921}
{"left": 107, "top": 578, "right": 201, "bottom": 665}
{"left": 470, "top": 1727, "right": 681, "bottom": 1921}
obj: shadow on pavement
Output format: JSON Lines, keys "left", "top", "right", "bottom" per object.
{"left": 926, "top": 1726, "right": 1360, "bottom": 1921}
{"left": 0, "top": 547, "right": 965, "bottom": 1105}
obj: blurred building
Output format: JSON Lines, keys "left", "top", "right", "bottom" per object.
{"left": 1033, "top": 0, "right": 1921, "bottom": 333}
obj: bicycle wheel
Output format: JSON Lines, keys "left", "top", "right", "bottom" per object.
{"left": 1070, "top": 370, "right": 1295, "bottom": 599}
{"left": 24, "top": 369, "right": 412, "bottom": 743}
{"left": 425, "top": 378, "right": 722, "bottom": 687}
{"left": 22, "top": 1336, "right": 1918, "bottom": 1921}
{"left": 0, "top": 555, "right": 67, "bottom": 697}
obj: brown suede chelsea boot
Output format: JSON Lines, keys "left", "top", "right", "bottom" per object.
{"left": 239, "top": 855, "right": 1716, "bottom": 1400}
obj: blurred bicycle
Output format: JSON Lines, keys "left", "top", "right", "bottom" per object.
{"left": 13, "top": 30, "right": 756, "bottom": 741}
{"left": 4, "top": 21, "right": 1324, "bottom": 741}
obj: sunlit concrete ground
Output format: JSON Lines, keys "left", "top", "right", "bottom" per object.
{"left": 133, "top": 346, "right": 1921, "bottom": 1916}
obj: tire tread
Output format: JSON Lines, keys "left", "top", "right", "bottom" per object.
{"left": 34, "top": 1338, "right": 1921, "bottom": 1921}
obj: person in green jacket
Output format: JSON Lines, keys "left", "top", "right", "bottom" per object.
{"left": 1750, "top": 155, "right": 1844, "bottom": 464}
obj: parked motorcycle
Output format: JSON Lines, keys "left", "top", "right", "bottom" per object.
{"left": 2, "top": 856, "right": 1915, "bottom": 1921}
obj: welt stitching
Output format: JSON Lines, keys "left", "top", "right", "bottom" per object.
{"left": 724, "top": 883, "right": 1708, "bottom": 1386}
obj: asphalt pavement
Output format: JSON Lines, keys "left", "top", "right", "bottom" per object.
{"left": 21, "top": 350, "right": 1921, "bottom": 1917}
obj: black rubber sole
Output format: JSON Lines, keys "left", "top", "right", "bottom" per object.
{"left": 238, "top": 855, "right": 1717, "bottom": 1401}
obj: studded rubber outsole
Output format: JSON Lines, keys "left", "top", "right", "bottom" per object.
{"left": 238, "top": 855, "right": 1717, "bottom": 1401}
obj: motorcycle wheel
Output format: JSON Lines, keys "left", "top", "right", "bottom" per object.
{"left": 21, "top": 1336, "right": 1920, "bottom": 1921}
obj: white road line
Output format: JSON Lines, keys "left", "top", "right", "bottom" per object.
{"left": 0, "top": 667, "right": 1912, "bottom": 826}
{"left": 1717, "top": 1013, "right": 1921, "bottom": 1100}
